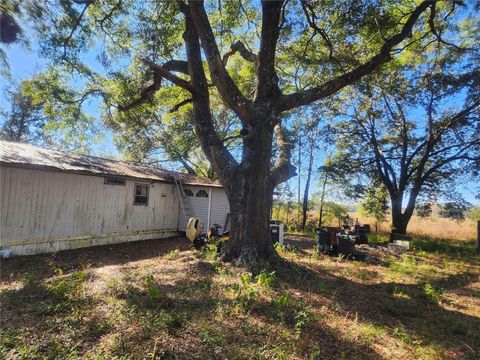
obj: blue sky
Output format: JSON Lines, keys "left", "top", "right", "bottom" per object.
{"left": 1, "top": 21, "right": 478, "bottom": 206}
{"left": 1, "top": 41, "right": 119, "bottom": 156}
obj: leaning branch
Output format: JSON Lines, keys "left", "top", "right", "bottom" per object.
{"left": 223, "top": 41, "right": 258, "bottom": 65}
{"left": 278, "top": 1, "right": 433, "bottom": 112}
{"left": 119, "top": 58, "right": 193, "bottom": 112}
{"left": 254, "top": 0, "right": 284, "bottom": 102}
{"left": 141, "top": 58, "right": 193, "bottom": 91}
{"left": 188, "top": 0, "right": 253, "bottom": 123}
{"left": 183, "top": 5, "right": 239, "bottom": 183}
{"left": 271, "top": 123, "right": 297, "bottom": 187}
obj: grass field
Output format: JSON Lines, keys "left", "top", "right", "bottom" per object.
{"left": 352, "top": 214, "right": 478, "bottom": 243}
{"left": 273, "top": 206, "right": 479, "bottom": 243}
{"left": 1, "top": 235, "right": 479, "bottom": 359}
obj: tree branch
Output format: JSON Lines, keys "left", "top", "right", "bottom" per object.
{"left": 422, "top": 143, "right": 479, "bottom": 182}
{"left": 118, "top": 59, "right": 193, "bottom": 111}
{"left": 223, "top": 41, "right": 258, "bottom": 65}
{"left": 117, "top": 76, "right": 161, "bottom": 112}
{"left": 356, "top": 110, "right": 397, "bottom": 194}
{"left": 169, "top": 98, "right": 192, "bottom": 113}
{"left": 188, "top": 0, "right": 253, "bottom": 123}
{"left": 62, "top": 1, "right": 93, "bottom": 60}
{"left": 183, "top": 5, "right": 239, "bottom": 185}
{"left": 300, "top": 0, "right": 335, "bottom": 60}
{"left": 428, "top": 3, "right": 464, "bottom": 51}
{"left": 271, "top": 123, "right": 297, "bottom": 187}
{"left": 254, "top": 0, "right": 284, "bottom": 103}
{"left": 141, "top": 58, "right": 192, "bottom": 91}
{"left": 278, "top": 1, "right": 433, "bottom": 112}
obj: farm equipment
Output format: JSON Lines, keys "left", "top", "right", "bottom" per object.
{"left": 316, "top": 217, "right": 371, "bottom": 256}
{"left": 186, "top": 217, "right": 205, "bottom": 250}
{"left": 186, "top": 217, "right": 227, "bottom": 251}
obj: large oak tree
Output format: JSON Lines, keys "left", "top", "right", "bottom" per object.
{"left": 15, "top": 0, "right": 470, "bottom": 264}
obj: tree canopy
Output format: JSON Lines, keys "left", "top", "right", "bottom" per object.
{"left": 327, "top": 25, "right": 479, "bottom": 234}
{"left": 3, "top": 0, "right": 478, "bottom": 263}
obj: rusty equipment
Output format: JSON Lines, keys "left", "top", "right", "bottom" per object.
{"left": 316, "top": 219, "right": 371, "bottom": 256}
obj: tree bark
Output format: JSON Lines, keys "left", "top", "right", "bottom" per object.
{"left": 301, "top": 142, "right": 314, "bottom": 230}
{"left": 221, "top": 124, "right": 277, "bottom": 265}
{"left": 391, "top": 213, "right": 409, "bottom": 237}
{"left": 185, "top": 2, "right": 295, "bottom": 266}
{"left": 390, "top": 195, "right": 415, "bottom": 239}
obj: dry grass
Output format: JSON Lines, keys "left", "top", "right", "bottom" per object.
{"left": 1, "top": 236, "right": 479, "bottom": 359}
{"left": 273, "top": 206, "right": 478, "bottom": 243}
{"left": 351, "top": 214, "right": 477, "bottom": 243}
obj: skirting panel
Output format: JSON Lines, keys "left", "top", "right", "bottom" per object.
{"left": 1, "top": 229, "right": 179, "bottom": 256}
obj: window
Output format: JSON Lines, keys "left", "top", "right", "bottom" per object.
{"left": 196, "top": 190, "right": 209, "bottom": 198}
{"left": 184, "top": 189, "right": 194, "bottom": 197}
{"left": 104, "top": 177, "right": 126, "bottom": 185}
{"left": 134, "top": 184, "right": 149, "bottom": 205}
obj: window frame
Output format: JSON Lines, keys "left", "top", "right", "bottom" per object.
{"left": 184, "top": 189, "right": 194, "bottom": 197}
{"left": 104, "top": 177, "right": 126, "bottom": 186}
{"left": 134, "top": 183, "right": 150, "bottom": 206}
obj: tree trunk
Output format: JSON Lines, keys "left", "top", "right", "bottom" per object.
{"left": 286, "top": 202, "right": 291, "bottom": 225}
{"left": 221, "top": 125, "right": 277, "bottom": 266}
{"left": 301, "top": 142, "right": 314, "bottom": 230}
{"left": 318, "top": 172, "right": 328, "bottom": 227}
{"left": 390, "top": 189, "right": 418, "bottom": 240}
{"left": 390, "top": 196, "right": 409, "bottom": 240}
{"left": 391, "top": 214, "right": 408, "bottom": 235}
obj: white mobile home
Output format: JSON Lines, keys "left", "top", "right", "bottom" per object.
{"left": 0, "top": 141, "right": 229, "bottom": 256}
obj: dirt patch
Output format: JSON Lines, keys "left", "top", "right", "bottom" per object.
{"left": 0, "top": 236, "right": 190, "bottom": 283}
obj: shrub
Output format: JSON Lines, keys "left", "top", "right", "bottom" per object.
{"left": 142, "top": 274, "right": 161, "bottom": 300}
{"left": 47, "top": 270, "right": 87, "bottom": 301}
{"left": 423, "top": 283, "right": 443, "bottom": 304}
{"left": 255, "top": 270, "right": 276, "bottom": 288}
{"left": 294, "top": 303, "right": 313, "bottom": 338}
{"left": 163, "top": 249, "right": 181, "bottom": 260}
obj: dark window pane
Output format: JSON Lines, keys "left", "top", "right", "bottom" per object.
{"left": 196, "top": 190, "right": 208, "bottom": 198}
{"left": 134, "top": 184, "right": 149, "bottom": 205}
{"left": 104, "top": 177, "right": 126, "bottom": 185}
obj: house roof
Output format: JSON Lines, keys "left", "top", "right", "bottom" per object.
{"left": 0, "top": 141, "right": 222, "bottom": 187}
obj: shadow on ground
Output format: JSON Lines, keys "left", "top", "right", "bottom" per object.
{"left": 271, "top": 237, "right": 480, "bottom": 358}
{"left": 1, "top": 236, "right": 191, "bottom": 283}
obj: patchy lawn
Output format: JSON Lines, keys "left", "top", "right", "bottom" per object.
{"left": 1, "top": 235, "right": 479, "bottom": 359}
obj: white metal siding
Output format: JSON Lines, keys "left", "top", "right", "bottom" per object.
{"left": 177, "top": 186, "right": 230, "bottom": 233}
{"left": 210, "top": 188, "right": 230, "bottom": 232}
{"left": 0, "top": 166, "right": 179, "bottom": 255}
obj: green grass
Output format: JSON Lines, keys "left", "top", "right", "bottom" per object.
{"left": 411, "top": 237, "right": 477, "bottom": 255}
{"left": 162, "top": 249, "right": 181, "bottom": 260}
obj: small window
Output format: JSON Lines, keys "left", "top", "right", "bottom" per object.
{"left": 184, "top": 189, "right": 194, "bottom": 197}
{"left": 196, "top": 190, "right": 208, "bottom": 198}
{"left": 105, "top": 177, "right": 126, "bottom": 185}
{"left": 134, "top": 184, "right": 149, "bottom": 205}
